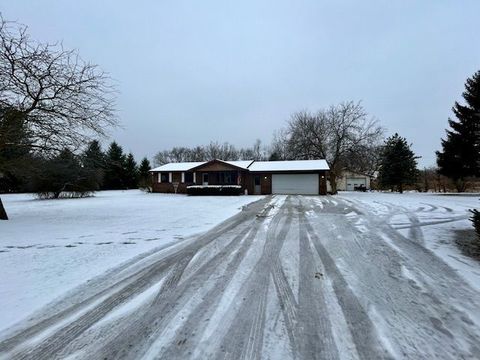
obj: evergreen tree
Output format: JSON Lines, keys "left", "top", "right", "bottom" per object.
{"left": 378, "top": 133, "right": 419, "bottom": 193}
{"left": 82, "top": 140, "right": 105, "bottom": 190}
{"left": 138, "top": 157, "right": 151, "bottom": 189}
{"left": 269, "top": 151, "right": 281, "bottom": 161}
{"left": 437, "top": 70, "right": 480, "bottom": 192}
{"left": 83, "top": 140, "right": 105, "bottom": 169}
{"left": 0, "top": 108, "right": 32, "bottom": 193}
{"left": 103, "top": 141, "right": 127, "bottom": 190}
{"left": 471, "top": 208, "right": 480, "bottom": 242}
{"left": 31, "top": 150, "right": 97, "bottom": 198}
{"left": 124, "top": 152, "right": 139, "bottom": 189}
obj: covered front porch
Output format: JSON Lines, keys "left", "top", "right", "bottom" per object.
{"left": 189, "top": 160, "right": 251, "bottom": 193}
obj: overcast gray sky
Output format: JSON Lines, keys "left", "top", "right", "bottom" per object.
{"left": 2, "top": 1, "right": 479, "bottom": 166}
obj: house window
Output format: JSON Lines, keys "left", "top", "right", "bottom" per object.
{"left": 184, "top": 172, "right": 194, "bottom": 183}
{"left": 219, "top": 171, "right": 237, "bottom": 185}
{"left": 160, "top": 173, "right": 169, "bottom": 183}
{"left": 254, "top": 176, "right": 261, "bottom": 186}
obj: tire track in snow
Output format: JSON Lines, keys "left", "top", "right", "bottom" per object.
{"left": 271, "top": 256, "right": 299, "bottom": 358}
{"left": 215, "top": 198, "right": 293, "bottom": 360}
{"left": 297, "top": 203, "right": 338, "bottom": 360}
{"left": 301, "top": 207, "right": 392, "bottom": 360}
{"left": 1, "top": 197, "right": 272, "bottom": 360}
{"left": 90, "top": 212, "right": 270, "bottom": 359}
{"left": 333, "top": 195, "right": 480, "bottom": 358}
{"left": 156, "top": 221, "right": 265, "bottom": 359}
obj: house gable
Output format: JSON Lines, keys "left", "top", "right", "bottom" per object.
{"left": 190, "top": 159, "right": 247, "bottom": 172}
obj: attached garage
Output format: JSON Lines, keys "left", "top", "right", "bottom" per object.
{"left": 272, "top": 174, "right": 319, "bottom": 195}
{"left": 248, "top": 160, "right": 330, "bottom": 195}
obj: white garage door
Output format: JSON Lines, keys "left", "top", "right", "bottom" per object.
{"left": 272, "top": 174, "right": 319, "bottom": 195}
{"left": 346, "top": 177, "right": 366, "bottom": 191}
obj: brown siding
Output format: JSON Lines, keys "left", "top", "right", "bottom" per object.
{"left": 319, "top": 171, "right": 327, "bottom": 195}
{"left": 152, "top": 182, "right": 189, "bottom": 194}
{"left": 172, "top": 172, "right": 182, "bottom": 183}
{"left": 151, "top": 171, "right": 193, "bottom": 194}
{"left": 194, "top": 163, "right": 238, "bottom": 172}
{"left": 261, "top": 174, "right": 272, "bottom": 194}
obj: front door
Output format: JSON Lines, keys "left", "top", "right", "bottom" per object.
{"left": 202, "top": 173, "right": 209, "bottom": 185}
{"left": 254, "top": 175, "right": 261, "bottom": 194}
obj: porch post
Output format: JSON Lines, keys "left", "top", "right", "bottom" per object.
{"left": 193, "top": 172, "right": 196, "bottom": 183}
{"left": 181, "top": 172, "right": 185, "bottom": 183}
{"left": 168, "top": 172, "right": 172, "bottom": 182}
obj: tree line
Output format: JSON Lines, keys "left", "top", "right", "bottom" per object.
{"left": 0, "top": 12, "right": 479, "bottom": 220}
{"left": 0, "top": 139, "right": 151, "bottom": 198}
{"left": 153, "top": 139, "right": 269, "bottom": 165}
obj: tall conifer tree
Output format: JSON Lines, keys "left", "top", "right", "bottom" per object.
{"left": 104, "top": 141, "right": 126, "bottom": 189}
{"left": 437, "top": 71, "right": 480, "bottom": 191}
{"left": 378, "top": 133, "right": 419, "bottom": 193}
{"left": 124, "top": 153, "right": 138, "bottom": 189}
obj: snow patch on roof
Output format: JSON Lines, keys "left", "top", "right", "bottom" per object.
{"left": 224, "top": 160, "right": 254, "bottom": 170}
{"left": 150, "top": 162, "right": 205, "bottom": 172}
{"left": 151, "top": 159, "right": 329, "bottom": 172}
{"left": 248, "top": 160, "right": 329, "bottom": 172}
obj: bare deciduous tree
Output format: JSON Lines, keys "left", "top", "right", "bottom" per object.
{"left": 152, "top": 140, "right": 268, "bottom": 167}
{"left": 0, "top": 15, "right": 117, "bottom": 219}
{"left": 285, "top": 102, "right": 383, "bottom": 193}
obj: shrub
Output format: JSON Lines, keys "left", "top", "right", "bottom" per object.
{"left": 471, "top": 208, "right": 480, "bottom": 241}
{"left": 186, "top": 185, "right": 243, "bottom": 196}
{"left": 31, "top": 149, "right": 99, "bottom": 199}
{"left": 36, "top": 191, "right": 94, "bottom": 200}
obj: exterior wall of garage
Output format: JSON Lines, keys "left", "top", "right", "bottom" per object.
{"left": 248, "top": 171, "right": 328, "bottom": 195}
{"left": 335, "top": 171, "right": 371, "bottom": 191}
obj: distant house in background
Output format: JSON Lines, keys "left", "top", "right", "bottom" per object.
{"left": 150, "top": 159, "right": 329, "bottom": 195}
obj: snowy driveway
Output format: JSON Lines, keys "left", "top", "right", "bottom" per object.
{"left": 1, "top": 194, "right": 480, "bottom": 359}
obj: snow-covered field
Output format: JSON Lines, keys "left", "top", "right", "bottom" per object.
{"left": 0, "top": 191, "right": 263, "bottom": 332}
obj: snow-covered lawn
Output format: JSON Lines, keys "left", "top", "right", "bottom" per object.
{"left": 0, "top": 190, "right": 263, "bottom": 332}
{"left": 337, "top": 191, "right": 480, "bottom": 291}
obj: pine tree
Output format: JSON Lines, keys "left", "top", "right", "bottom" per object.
{"left": 103, "top": 141, "right": 127, "bottom": 190}
{"left": 138, "top": 157, "right": 151, "bottom": 189}
{"left": 82, "top": 140, "right": 105, "bottom": 190}
{"left": 0, "top": 108, "right": 32, "bottom": 193}
{"left": 124, "top": 153, "right": 139, "bottom": 189}
{"left": 378, "top": 133, "right": 419, "bottom": 193}
{"left": 31, "top": 149, "right": 98, "bottom": 198}
{"left": 83, "top": 140, "right": 105, "bottom": 169}
{"left": 437, "top": 71, "right": 480, "bottom": 192}
{"left": 471, "top": 208, "right": 480, "bottom": 242}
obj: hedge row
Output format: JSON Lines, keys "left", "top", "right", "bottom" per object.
{"left": 186, "top": 185, "right": 243, "bottom": 196}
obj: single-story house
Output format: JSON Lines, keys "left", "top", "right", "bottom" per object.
{"left": 150, "top": 159, "right": 329, "bottom": 195}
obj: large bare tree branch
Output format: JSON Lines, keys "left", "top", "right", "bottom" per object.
{"left": 0, "top": 14, "right": 118, "bottom": 219}
{"left": 0, "top": 15, "right": 117, "bottom": 153}
{"left": 284, "top": 101, "right": 384, "bottom": 193}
